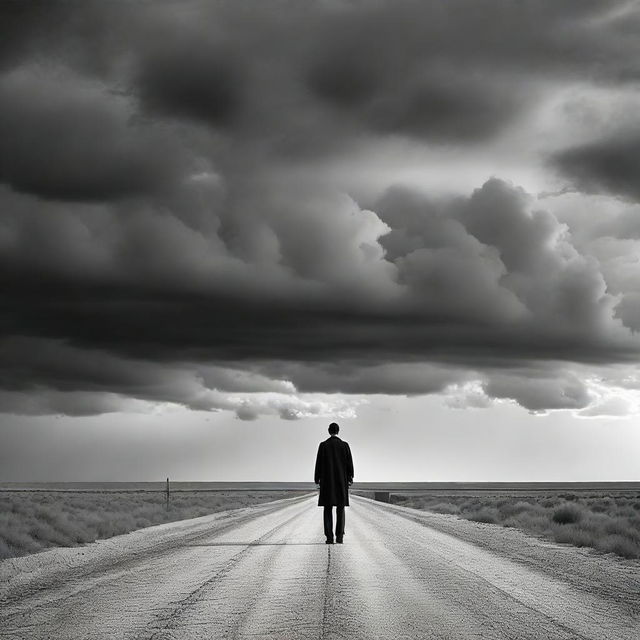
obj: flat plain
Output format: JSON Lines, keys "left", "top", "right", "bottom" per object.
{"left": 2, "top": 482, "right": 639, "bottom": 561}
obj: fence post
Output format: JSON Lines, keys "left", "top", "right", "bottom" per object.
{"left": 166, "top": 477, "right": 170, "bottom": 510}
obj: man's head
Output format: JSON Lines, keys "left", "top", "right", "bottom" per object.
{"left": 328, "top": 422, "right": 339, "bottom": 435}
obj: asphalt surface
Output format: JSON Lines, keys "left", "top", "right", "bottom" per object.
{"left": 1, "top": 494, "right": 638, "bottom": 639}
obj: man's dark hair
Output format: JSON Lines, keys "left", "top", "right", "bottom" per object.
{"left": 328, "top": 422, "right": 339, "bottom": 434}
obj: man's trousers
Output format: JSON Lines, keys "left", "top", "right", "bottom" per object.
{"left": 323, "top": 505, "right": 345, "bottom": 540}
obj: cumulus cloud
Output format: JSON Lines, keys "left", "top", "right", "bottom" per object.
{"left": 443, "top": 381, "right": 495, "bottom": 410}
{"left": 615, "top": 294, "right": 640, "bottom": 332}
{"left": 3, "top": 175, "right": 639, "bottom": 418}
{"left": 1, "top": 1, "right": 640, "bottom": 419}
{"left": 377, "top": 178, "right": 625, "bottom": 346}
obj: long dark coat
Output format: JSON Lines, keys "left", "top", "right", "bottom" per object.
{"left": 314, "top": 435, "right": 354, "bottom": 507}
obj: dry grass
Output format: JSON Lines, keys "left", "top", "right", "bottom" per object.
{"left": 0, "top": 490, "right": 305, "bottom": 560}
{"left": 389, "top": 492, "right": 640, "bottom": 560}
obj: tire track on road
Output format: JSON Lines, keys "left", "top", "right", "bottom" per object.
{"left": 143, "top": 499, "right": 314, "bottom": 640}
{"left": 0, "top": 493, "right": 312, "bottom": 617}
{"left": 353, "top": 496, "right": 637, "bottom": 640}
{"left": 0, "top": 495, "right": 315, "bottom": 638}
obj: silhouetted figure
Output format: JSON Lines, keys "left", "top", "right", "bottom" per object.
{"left": 314, "top": 422, "right": 354, "bottom": 544}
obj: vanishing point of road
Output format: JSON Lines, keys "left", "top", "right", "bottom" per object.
{"left": 1, "top": 494, "right": 638, "bottom": 639}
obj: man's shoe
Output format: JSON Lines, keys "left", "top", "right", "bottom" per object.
{"left": 336, "top": 537, "right": 343, "bottom": 544}
{"left": 325, "top": 538, "right": 334, "bottom": 544}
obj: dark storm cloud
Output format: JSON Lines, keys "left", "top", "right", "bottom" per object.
{"left": 0, "top": 0, "right": 630, "bottom": 165}
{"left": 0, "top": 1, "right": 635, "bottom": 181}
{"left": 0, "top": 335, "right": 299, "bottom": 417}
{"left": 553, "top": 132, "right": 640, "bottom": 202}
{"left": 300, "top": 0, "right": 639, "bottom": 144}
{"left": 483, "top": 369, "right": 593, "bottom": 412}
{"left": 0, "top": 67, "right": 187, "bottom": 201}
{"left": 136, "top": 39, "right": 245, "bottom": 128}
{"left": 1, "top": 177, "right": 637, "bottom": 419}
{"left": 0, "top": 1, "right": 67, "bottom": 71}
{"left": 1, "top": 0, "right": 639, "bottom": 418}
{"left": 308, "top": 52, "right": 526, "bottom": 142}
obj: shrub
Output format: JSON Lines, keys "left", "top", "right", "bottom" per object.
{"left": 467, "top": 507, "right": 500, "bottom": 524}
{"left": 591, "top": 503, "right": 608, "bottom": 513}
{"left": 604, "top": 517, "right": 634, "bottom": 537}
{"left": 597, "top": 535, "right": 640, "bottom": 559}
{"left": 552, "top": 527, "right": 594, "bottom": 548}
{"left": 552, "top": 504, "right": 583, "bottom": 525}
{"left": 499, "top": 501, "right": 534, "bottom": 517}
{"left": 460, "top": 499, "right": 482, "bottom": 512}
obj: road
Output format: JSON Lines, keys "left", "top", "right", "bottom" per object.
{"left": 1, "top": 494, "right": 638, "bottom": 639}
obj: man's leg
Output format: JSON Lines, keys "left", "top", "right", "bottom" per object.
{"left": 323, "top": 506, "right": 334, "bottom": 542}
{"left": 335, "top": 505, "right": 345, "bottom": 542}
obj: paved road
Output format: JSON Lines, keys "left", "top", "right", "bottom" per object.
{"left": 1, "top": 494, "right": 638, "bottom": 639}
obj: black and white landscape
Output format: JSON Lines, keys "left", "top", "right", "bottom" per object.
{"left": 1, "top": 490, "right": 639, "bottom": 639}
{"left": 0, "top": 1, "right": 639, "bottom": 638}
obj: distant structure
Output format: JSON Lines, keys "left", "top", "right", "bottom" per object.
{"left": 374, "top": 491, "right": 390, "bottom": 503}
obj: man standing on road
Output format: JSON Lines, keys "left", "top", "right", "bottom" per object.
{"left": 314, "top": 422, "right": 354, "bottom": 544}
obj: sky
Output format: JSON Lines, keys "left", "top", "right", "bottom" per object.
{"left": 1, "top": 0, "right": 640, "bottom": 482}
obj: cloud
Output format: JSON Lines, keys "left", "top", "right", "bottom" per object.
{"left": 0, "top": 66, "right": 187, "bottom": 201}
{"left": 2, "top": 0, "right": 635, "bottom": 166}
{"left": 257, "top": 361, "right": 469, "bottom": 396}
{"left": 576, "top": 366, "right": 640, "bottom": 417}
{"left": 136, "top": 37, "right": 245, "bottom": 128}
{"left": 377, "top": 178, "right": 624, "bottom": 344}
{"left": 308, "top": 55, "right": 528, "bottom": 142}
{"left": 0, "top": 389, "right": 156, "bottom": 417}
{"left": 2, "top": 175, "right": 640, "bottom": 417}
{"left": 553, "top": 132, "right": 640, "bottom": 202}
{"left": 443, "top": 381, "right": 495, "bottom": 410}
{"left": 579, "top": 395, "right": 632, "bottom": 418}
{"left": 1, "top": 1, "right": 640, "bottom": 419}
{"left": 0, "top": 335, "right": 361, "bottom": 420}
{"left": 484, "top": 369, "right": 593, "bottom": 413}
{"left": 614, "top": 293, "right": 640, "bottom": 332}
{"left": 549, "top": 200, "right": 640, "bottom": 334}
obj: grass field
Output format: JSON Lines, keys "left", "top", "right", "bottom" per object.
{"left": 0, "top": 489, "right": 307, "bottom": 560}
{"left": 387, "top": 491, "right": 640, "bottom": 559}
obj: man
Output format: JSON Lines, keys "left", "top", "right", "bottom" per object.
{"left": 314, "top": 422, "right": 354, "bottom": 544}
